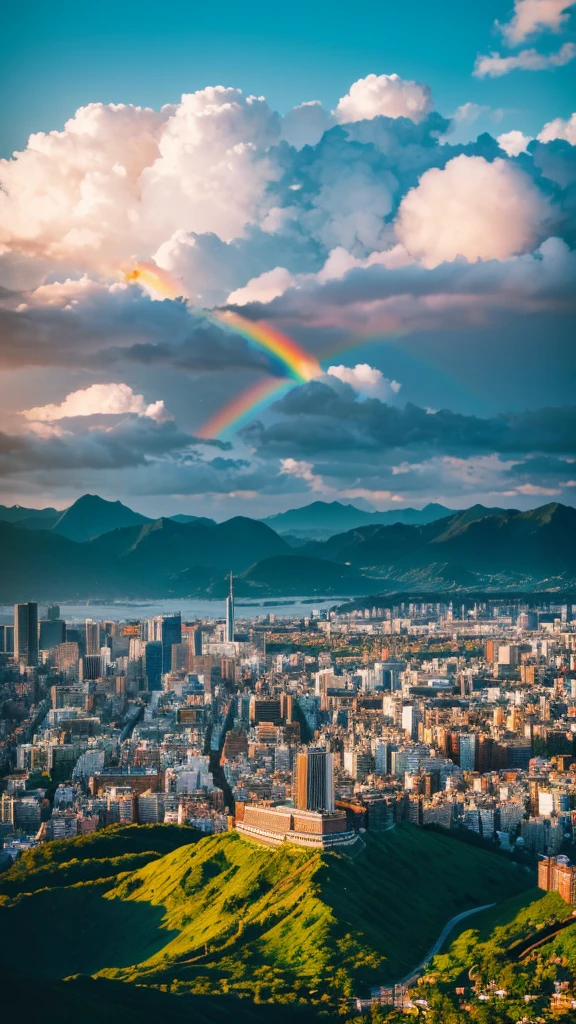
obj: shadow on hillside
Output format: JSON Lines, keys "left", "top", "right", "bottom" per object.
{"left": 0, "top": 882, "right": 179, "bottom": 977}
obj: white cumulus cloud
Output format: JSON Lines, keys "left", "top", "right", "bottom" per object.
{"left": 395, "top": 154, "right": 549, "bottom": 267}
{"left": 227, "top": 266, "right": 297, "bottom": 305}
{"left": 474, "top": 41, "right": 575, "bottom": 77}
{"left": 0, "top": 88, "right": 281, "bottom": 270}
{"left": 497, "top": 129, "right": 534, "bottom": 155}
{"left": 497, "top": 0, "right": 575, "bottom": 45}
{"left": 281, "top": 101, "right": 334, "bottom": 148}
{"left": 334, "top": 73, "right": 433, "bottom": 124}
{"left": 22, "top": 383, "right": 167, "bottom": 422}
{"left": 537, "top": 111, "right": 576, "bottom": 142}
{"left": 326, "top": 363, "right": 401, "bottom": 399}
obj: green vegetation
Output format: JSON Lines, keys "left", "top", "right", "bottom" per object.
{"left": 0, "top": 823, "right": 531, "bottom": 1012}
{"left": 379, "top": 889, "right": 576, "bottom": 1023}
{"left": 0, "top": 823, "right": 200, "bottom": 897}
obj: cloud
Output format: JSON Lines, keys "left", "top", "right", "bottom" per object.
{"left": 326, "top": 363, "right": 401, "bottom": 399}
{"left": 0, "top": 89, "right": 281, "bottom": 269}
{"left": 0, "top": 417, "right": 226, "bottom": 481}
{"left": 538, "top": 111, "right": 576, "bottom": 143}
{"left": 474, "top": 42, "right": 575, "bottom": 77}
{"left": 21, "top": 383, "right": 168, "bottom": 423}
{"left": 226, "top": 267, "right": 297, "bottom": 305}
{"left": 497, "top": 130, "right": 534, "bottom": 155}
{"left": 334, "top": 74, "right": 434, "bottom": 125}
{"left": 395, "top": 155, "right": 549, "bottom": 267}
{"left": 242, "top": 382, "right": 576, "bottom": 460}
{"left": 230, "top": 238, "right": 576, "bottom": 344}
{"left": 280, "top": 101, "right": 334, "bottom": 148}
{"left": 497, "top": 0, "right": 575, "bottom": 45}
{"left": 451, "top": 103, "right": 490, "bottom": 125}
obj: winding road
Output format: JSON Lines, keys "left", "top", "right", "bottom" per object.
{"left": 395, "top": 902, "right": 496, "bottom": 986}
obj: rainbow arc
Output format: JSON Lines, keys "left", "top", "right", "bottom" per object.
{"left": 125, "top": 261, "right": 321, "bottom": 438}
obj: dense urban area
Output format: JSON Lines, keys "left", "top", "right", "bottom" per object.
{"left": 2, "top": 588, "right": 576, "bottom": 1019}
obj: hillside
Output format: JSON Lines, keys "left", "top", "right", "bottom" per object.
{"left": 0, "top": 824, "right": 531, "bottom": 1011}
{"left": 402, "top": 888, "right": 576, "bottom": 1022}
{"left": 52, "top": 494, "right": 152, "bottom": 542}
{"left": 302, "top": 503, "right": 576, "bottom": 584}
{"left": 1, "top": 501, "right": 574, "bottom": 601}
{"left": 262, "top": 500, "right": 456, "bottom": 539}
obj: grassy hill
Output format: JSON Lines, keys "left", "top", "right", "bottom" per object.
{"left": 398, "top": 888, "right": 576, "bottom": 1023}
{"left": 0, "top": 823, "right": 201, "bottom": 897}
{"left": 0, "top": 824, "right": 531, "bottom": 1011}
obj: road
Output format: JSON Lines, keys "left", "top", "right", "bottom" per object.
{"left": 395, "top": 902, "right": 496, "bottom": 986}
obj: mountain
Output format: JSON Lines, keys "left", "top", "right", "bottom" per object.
{"left": 169, "top": 514, "right": 216, "bottom": 526}
{"left": 89, "top": 515, "right": 290, "bottom": 577}
{"left": 0, "top": 502, "right": 574, "bottom": 601}
{"left": 236, "top": 554, "right": 375, "bottom": 595}
{"left": 300, "top": 504, "right": 576, "bottom": 584}
{"left": 52, "top": 494, "right": 151, "bottom": 543}
{"left": 262, "top": 500, "right": 456, "bottom": 540}
{"left": 0, "top": 824, "right": 530, "bottom": 1012}
{"left": 0, "top": 503, "right": 61, "bottom": 530}
{"left": 0, "top": 519, "right": 135, "bottom": 601}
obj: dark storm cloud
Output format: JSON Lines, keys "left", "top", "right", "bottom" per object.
{"left": 240, "top": 381, "right": 576, "bottom": 459}
{"left": 0, "top": 417, "right": 229, "bottom": 478}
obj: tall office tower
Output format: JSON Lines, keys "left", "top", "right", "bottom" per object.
{"left": 14, "top": 603, "right": 38, "bottom": 667}
{"left": 146, "top": 616, "right": 163, "bottom": 642}
{"left": 39, "top": 618, "right": 66, "bottom": 651}
{"left": 47, "top": 604, "right": 60, "bottom": 621}
{"left": 0, "top": 625, "right": 14, "bottom": 654}
{"left": 145, "top": 641, "right": 163, "bottom": 691}
{"left": 161, "top": 613, "right": 181, "bottom": 673}
{"left": 85, "top": 619, "right": 100, "bottom": 656}
{"left": 459, "top": 733, "right": 477, "bottom": 771}
{"left": 225, "top": 572, "right": 235, "bottom": 643}
{"left": 193, "top": 624, "right": 203, "bottom": 656}
{"left": 295, "top": 748, "right": 335, "bottom": 812}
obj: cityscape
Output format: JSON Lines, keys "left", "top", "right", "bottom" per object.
{"left": 2, "top": 0, "right": 576, "bottom": 1020}
{"left": 2, "top": 573, "right": 576, "bottom": 1018}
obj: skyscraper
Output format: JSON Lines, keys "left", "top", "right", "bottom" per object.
{"left": 14, "top": 603, "right": 38, "bottom": 667}
{"left": 161, "top": 613, "right": 181, "bottom": 673}
{"left": 225, "top": 572, "right": 235, "bottom": 643}
{"left": 295, "top": 748, "right": 334, "bottom": 812}
{"left": 145, "top": 641, "right": 163, "bottom": 691}
{"left": 85, "top": 619, "right": 100, "bottom": 656}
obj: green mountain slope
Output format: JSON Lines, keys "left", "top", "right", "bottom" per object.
{"left": 0, "top": 825, "right": 531, "bottom": 1010}
{"left": 52, "top": 493, "right": 152, "bottom": 542}
{"left": 403, "top": 888, "right": 576, "bottom": 1023}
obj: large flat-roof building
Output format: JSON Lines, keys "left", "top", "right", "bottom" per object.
{"left": 233, "top": 802, "right": 357, "bottom": 850}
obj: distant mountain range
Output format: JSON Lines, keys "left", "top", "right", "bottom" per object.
{"left": 0, "top": 495, "right": 216, "bottom": 543}
{"left": 0, "top": 494, "right": 574, "bottom": 601}
{"left": 261, "top": 500, "right": 457, "bottom": 539}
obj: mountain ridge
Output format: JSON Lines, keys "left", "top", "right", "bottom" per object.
{"left": 0, "top": 501, "right": 574, "bottom": 601}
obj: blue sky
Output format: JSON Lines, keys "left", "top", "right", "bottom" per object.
{"left": 2, "top": 0, "right": 575, "bottom": 155}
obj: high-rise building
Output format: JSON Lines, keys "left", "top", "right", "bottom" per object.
{"left": 295, "top": 748, "right": 334, "bottom": 812}
{"left": 225, "top": 572, "right": 235, "bottom": 643}
{"left": 85, "top": 619, "right": 100, "bottom": 656}
{"left": 0, "top": 625, "right": 14, "bottom": 654}
{"left": 459, "top": 733, "right": 477, "bottom": 771}
{"left": 39, "top": 618, "right": 66, "bottom": 651}
{"left": 14, "top": 603, "right": 38, "bottom": 667}
{"left": 145, "top": 641, "right": 163, "bottom": 691}
{"left": 161, "top": 613, "right": 181, "bottom": 673}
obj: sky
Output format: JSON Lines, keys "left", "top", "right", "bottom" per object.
{"left": 0, "top": 0, "right": 575, "bottom": 518}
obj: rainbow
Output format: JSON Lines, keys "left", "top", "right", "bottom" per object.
{"left": 124, "top": 261, "right": 185, "bottom": 300}
{"left": 125, "top": 261, "right": 322, "bottom": 438}
{"left": 196, "top": 377, "right": 292, "bottom": 439}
